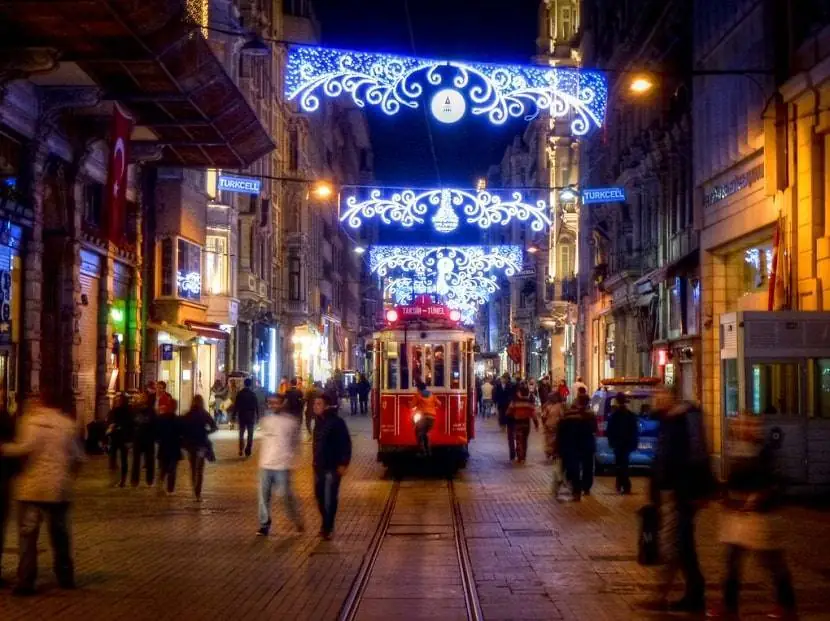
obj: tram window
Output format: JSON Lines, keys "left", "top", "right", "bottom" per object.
{"left": 434, "top": 344, "right": 445, "bottom": 387}
{"left": 385, "top": 342, "right": 399, "bottom": 390}
{"left": 424, "top": 344, "right": 434, "bottom": 386}
{"left": 451, "top": 342, "right": 461, "bottom": 389}
{"left": 412, "top": 345, "right": 424, "bottom": 386}
{"left": 400, "top": 344, "right": 409, "bottom": 390}
{"left": 808, "top": 359, "right": 830, "bottom": 418}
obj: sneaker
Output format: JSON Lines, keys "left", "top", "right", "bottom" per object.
{"left": 256, "top": 527, "right": 270, "bottom": 537}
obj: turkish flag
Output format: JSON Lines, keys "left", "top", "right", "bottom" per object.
{"left": 105, "top": 103, "right": 134, "bottom": 244}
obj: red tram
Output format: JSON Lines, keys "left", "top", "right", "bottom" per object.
{"left": 371, "top": 300, "right": 476, "bottom": 467}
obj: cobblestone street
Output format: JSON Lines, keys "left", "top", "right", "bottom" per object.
{"left": 1, "top": 415, "right": 829, "bottom": 621}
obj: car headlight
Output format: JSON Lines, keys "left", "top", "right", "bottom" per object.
{"left": 413, "top": 412, "right": 422, "bottom": 423}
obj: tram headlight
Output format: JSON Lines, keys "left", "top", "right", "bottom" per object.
{"left": 412, "top": 411, "right": 422, "bottom": 423}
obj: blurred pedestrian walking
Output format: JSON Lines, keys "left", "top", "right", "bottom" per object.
{"left": 480, "top": 376, "right": 494, "bottom": 418}
{"left": 131, "top": 382, "right": 157, "bottom": 487}
{"left": 303, "top": 380, "right": 322, "bottom": 434}
{"left": 556, "top": 394, "right": 596, "bottom": 501}
{"left": 155, "top": 392, "right": 182, "bottom": 495}
{"left": 256, "top": 394, "right": 304, "bottom": 536}
{"left": 181, "top": 395, "right": 217, "bottom": 501}
{"left": 0, "top": 404, "right": 16, "bottom": 586}
{"left": 210, "top": 379, "right": 228, "bottom": 424}
{"left": 0, "top": 402, "right": 83, "bottom": 596}
{"left": 557, "top": 379, "right": 570, "bottom": 402}
{"left": 506, "top": 383, "right": 539, "bottom": 464}
{"left": 312, "top": 394, "right": 351, "bottom": 540}
{"left": 348, "top": 378, "right": 359, "bottom": 416}
{"left": 707, "top": 413, "right": 796, "bottom": 619}
{"left": 541, "top": 392, "right": 564, "bottom": 460}
{"left": 357, "top": 373, "right": 371, "bottom": 415}
{"left": 233, "top": 378, "right": 259, "bottom": 457}
{"left": 606, "top": 394, "right": 638, "bottom": 495}
{"left": 106, "top": 393, "right": 134, "bottom": 488}
{"left": 647, "top": 386, "right": 715, "bottom": 613}
{"left": 493, "top": 373, "right": 514, "bottom": 437}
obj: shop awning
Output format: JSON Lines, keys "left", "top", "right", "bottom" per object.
{"left": 0, "top": 0, "right": 275, "bottom": 168}
{"left": 185, "top": 320, "right": 229, "bottom": 341}
{"left": 147, "top": 321, "right": 197, "bottom": 344}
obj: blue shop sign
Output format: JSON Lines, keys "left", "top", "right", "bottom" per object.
{"left": 582, "top": 187, "right": 626, "bottom": 205}
{"left": 217, "top": 174, "right": 261, "bottom": 195}
{"left": 161, "top": 343, "right": 174, "bottom": 361}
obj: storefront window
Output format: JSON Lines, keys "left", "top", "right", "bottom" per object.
{"left": 750, "top": 362, "right": 800, "bottom": 416}
{"left": 205, "top": 234, "right": 229, "bottom": 295}
{"left": 723, "top": 359, "right": 739, "bottom": 419}
{"left": 160, "top": 238, "right": 174, "bottom": 296}
{"left": 669, "top": 277, "right": 682, "bottom": 338}
{"left": 177, "top": 238, "right": 202, "bottom": 301}
{"left": 687, "top": 279, "right": 700, "bottom": 335}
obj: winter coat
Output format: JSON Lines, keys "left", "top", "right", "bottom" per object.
{"left": 507, "top": 397, "right": 539, "bottom": 423}
{"left": 606, "top": 406, "right": 639, "bottom": 454}
{"left": 556, "top": 409, "right": 595, "bottom": 460}
{"left": 107, "top": 404, "right": 135, "bottom": 446}
{"left": 285, "top": 387, "right": 305, "bottom": 417}
{"left": 181, "top": 407, "right": 218, "bottom": 450}
{"left": 357, "top": 379, "right": 371, "bottom": 400}
{"left": 259, "top": 413, "right": 301, "bottom": 471}
{"left": 134, "top": 393, "right": 156, "bottom": 445}
{"left": 233, "top": 387, "right": 259, "bottom": 425}
{"left": 155, "top": 413, "right": 183, "bottom": 462}
{"left": 0, "top": 405, "right": 83, "bottom": 503}
{"left": 312, "top": 410, "right": 352, "bottom": 472}
{"left": 493, "top": 382, "right": 514, "bottom": 411}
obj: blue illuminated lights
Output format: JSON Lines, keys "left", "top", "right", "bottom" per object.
{"left": 369, "top": 245, "right": 523, "bottom": 280}
{"left": 340, "top": 187, "right": 550, "bottom": 233}
{"left": 286, "top": 46, "right": 608, "bottom": 135}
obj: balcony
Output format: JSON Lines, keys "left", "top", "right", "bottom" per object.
{"left": 284, "top": 299, "right": 309, "bottom": 317}
{"left": 545, "top": 277, "right": 578, "bottom": 305}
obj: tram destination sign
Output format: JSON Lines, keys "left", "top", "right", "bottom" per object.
{"left": 582, "top": 186, "right": 626, "bottom": 205}
{"left": 399, "top": 304, "right": 451, "bottom": 320}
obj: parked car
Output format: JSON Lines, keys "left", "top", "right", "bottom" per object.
{"left": 590, "top": 378, "right": 661, "bottom": 472}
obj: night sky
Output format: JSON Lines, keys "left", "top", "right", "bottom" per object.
{"left": 312, "top": 0, "right": 541, "bottom": 188}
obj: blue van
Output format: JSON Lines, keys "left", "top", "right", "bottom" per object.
{"left": 590, "top": 381, "right": 660, "bottom": 471}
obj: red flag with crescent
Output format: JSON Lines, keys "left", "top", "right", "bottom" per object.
{"left": 105, "top": 103, "right": 134, "bottom": 243}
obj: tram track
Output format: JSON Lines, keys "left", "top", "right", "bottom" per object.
{"left": 338, "top": 478, "right": 482, "bottom": 621}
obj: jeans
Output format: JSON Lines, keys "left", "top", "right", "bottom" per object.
{"left": 109, "top": 441, "right": 129, "bottom": 486}
{"left": 506, "top": 418, "right": 516, "bottom": 460}
{"left": 614, "top": 450, "right": 632, "bottom": 493}
{"left": 359, "top": 398, "right": 368, "bottom": 415}
{"left": 661, "top": 500, "right": 705, "bottom": 602}
{"left": 314, "top": 470, "right": 342, "bottom": 535}
{"left": 514, "top": 420, "right": 531, "bottom": 462}
{"left": 723, "top": 544, "right": 795, "bottom": 611}
{"left": 350, "top": 397, "right": 358, "bottom": 416}
{"left": 239, "top": 421, "right": 255, "bottom": 456}
{"left": 17, "top": 501, "right": 74, "bottom": 589}
{"left": 415, "top": 417, "right": 435, "bottom": 455}
{"left": 259, "top": 469, "right": 303, "bottom": 529}
{"left": 131, "top": 440, "right": 155, "bottom": 486}
{"left": 563, "top": 451, "right": 595, "bottom": 495}
{"left": 158, "top": 457, "right": 178, "bottom": 493}
{"left": 482, "top": 399, "right": 493, "bottom": 418}
{"left": 187, "top": 448, "right": 206, "bottom": 498}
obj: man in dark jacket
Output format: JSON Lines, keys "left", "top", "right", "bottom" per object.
{"left": 107, "top": 393, "right": 134, "bottom": 488}
{"left": 347, "top": 379, "right": 359, "bottom": 416}
{"left": 233, "top": 378, "right": 259, "bottom": 457}
{"left": 311, "top": 394, "right": 352, "bottom": 540}
{"left": 493, "top": 374, "right": 516, "bottom": 457}
{"left": 0, "top": 406, "right": 16, "bottom": 586}
{"left": 131, "top": 382, "right": 157, "bottom": 487}
{"left": 284, "top": 378, "right": 305, "bottom": 418}
{"left": 356, "top": 374, "right": 371, "bottom": 415}
{"left": 556, "top": 395, "right": 596, "bottom": 501}
{"left": 606, "top": 394, "right": 639, "bottom": 495}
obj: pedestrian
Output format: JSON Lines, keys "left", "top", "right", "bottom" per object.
{"left": 357, "top": 373, "right": 371, "bottom": 415}
{"left": 475, "top": 375, "right": 483, "bottom": 414}
{"left": 0, "top": 404, "right": 16, "bottom": 586}
{"left": 233, "top": 377, "right": 259, "bottom": 457}
{"left": 506, "top": 383, "right": 539, "bottom": 464}
{"left": 606, "top": 394, "right": 639, "bottom": 495}
{"left": 528, "top": 377, "right": 539, "bottom": 404}
{"left": 572, "top": 375, "right": 588, "bottom": 396}
{"left": 181, "top": 394, "right": 218, "bottom": 501}
{"left": 0, "top": 402, "right": 83, "bottom": 596}
{"left": 278, "top": 375, "right": 289, "bottom": 395}
{"left": 210, "top": 379, "right": 228, "bottom": 424}
{"left": 131, "top": 382, "right": 157, "bottom": 487}
{"left": 646, "top": 386, "right": 715, "bottom": 613}
{"left": 302, "top": 381, "right": 322, "bottom": 434}
{"left": 538, "top": 374, "right": 552, "bottom": 405}
{"left": 254, "top": 378, "right": 267, "bottom": 429}
{"left": 312, "top": 393, "right": 352, "bottom": 540}
{"left": 541, "top": 392, "right": 564, "bottom": 460}
{"left": 155, "top": 392, "right": 182, "bottom": 495}
{"left": 707, "top": 413, "right": 795, "bottom": 619}
{"left": 347, "top": 378, "right": 359, "bottom": 416}
{"left": 557, "top": 379, "right": 570, "bottom": 402}
{"left": 256, "top": 394, "right": 305, "bottom": 536}
{"left": 493, "top": 373, "right": 513, "bottom": 431}
{"left": 156, "top": 380, "right": 175, "bottom": 415}
{"left": 106, "top": 392, "right": 134, "bottom": 488}
{"left": 412, "top": 381, "right": 438, "bottom": 456}
{"left": 480, "top": 376, "right": 494, "bottom": 418}
{"left": 556, "top": 394, "right": 596, "bottom": 501}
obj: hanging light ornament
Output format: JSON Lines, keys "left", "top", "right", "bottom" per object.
{"left": 431, "top": 190, "right": 461, "bottom": 233}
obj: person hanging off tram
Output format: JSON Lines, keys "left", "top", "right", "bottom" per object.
{"left": 412, "top": 381, "right": 438, "bottom": 457}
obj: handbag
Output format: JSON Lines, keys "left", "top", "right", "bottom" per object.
{"left": 637, "top": 504, "right": 660, "bottom": 566}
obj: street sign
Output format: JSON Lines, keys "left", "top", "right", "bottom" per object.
{"left": 217, "top": 174, "right": 261, "bottom": 195}
{"left": 582, "top": 187, "right": 626, "bottom": 204}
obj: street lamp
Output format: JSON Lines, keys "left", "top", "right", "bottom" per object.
{"left": 312, "top": 181, "right": 334, "bottom": 199}
{"left": 353, "top": 245, "right": 366, "bottom": 255}
{"left": 527, "top": 245, "right": 539, "bottom": 254}
{"left": 629, "top": 75, "right": 655, "bottom": 95}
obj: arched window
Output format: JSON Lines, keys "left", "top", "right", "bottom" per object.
{"left": 558, "top": 240, "right": 574, "bottom": 278}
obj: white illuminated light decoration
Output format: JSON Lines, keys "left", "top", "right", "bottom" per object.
{"left": 340, "top": 187, "right": 550, "bottom": 233}
{"left": 286, "top": 46, "right": 608, "bottom": 135}
{"left": 177, "top": 271, "right": 202, "bottom": 296}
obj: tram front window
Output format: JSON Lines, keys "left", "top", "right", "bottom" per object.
{"left": 385, "top": 342, "right": 399, "bottom": 390}
{"left": 433, "top": 345, "right": 445, "bottom": 387}
{"left": 450, "top": 342, "right": 461, "bottom": 389}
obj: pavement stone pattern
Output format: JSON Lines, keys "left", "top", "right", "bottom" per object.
{"left": 0, "top": 413, "right": 828, "bottom": 620}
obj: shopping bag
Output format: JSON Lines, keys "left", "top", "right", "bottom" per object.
{"left": 637, "top": 504, "right": 660, "bottom": 566}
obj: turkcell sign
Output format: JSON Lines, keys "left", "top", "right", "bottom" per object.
{"left": 217, "top": 174, "right": 261, "bottom": 195}
{"left": 582, "top": 187, "right": 626, "bottom": 205}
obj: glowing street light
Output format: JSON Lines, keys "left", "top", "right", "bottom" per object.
{"left": 312, "top": 181, "right": 334, "bottom": 199}
{"left": 353, "top": 245, "right": 366, "bottom": 255}
{"left": 527, "top": 245, "right": 539, "bottom": 254}
{"left": 629, "top": 75, "right": 655, "bottom": 95}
